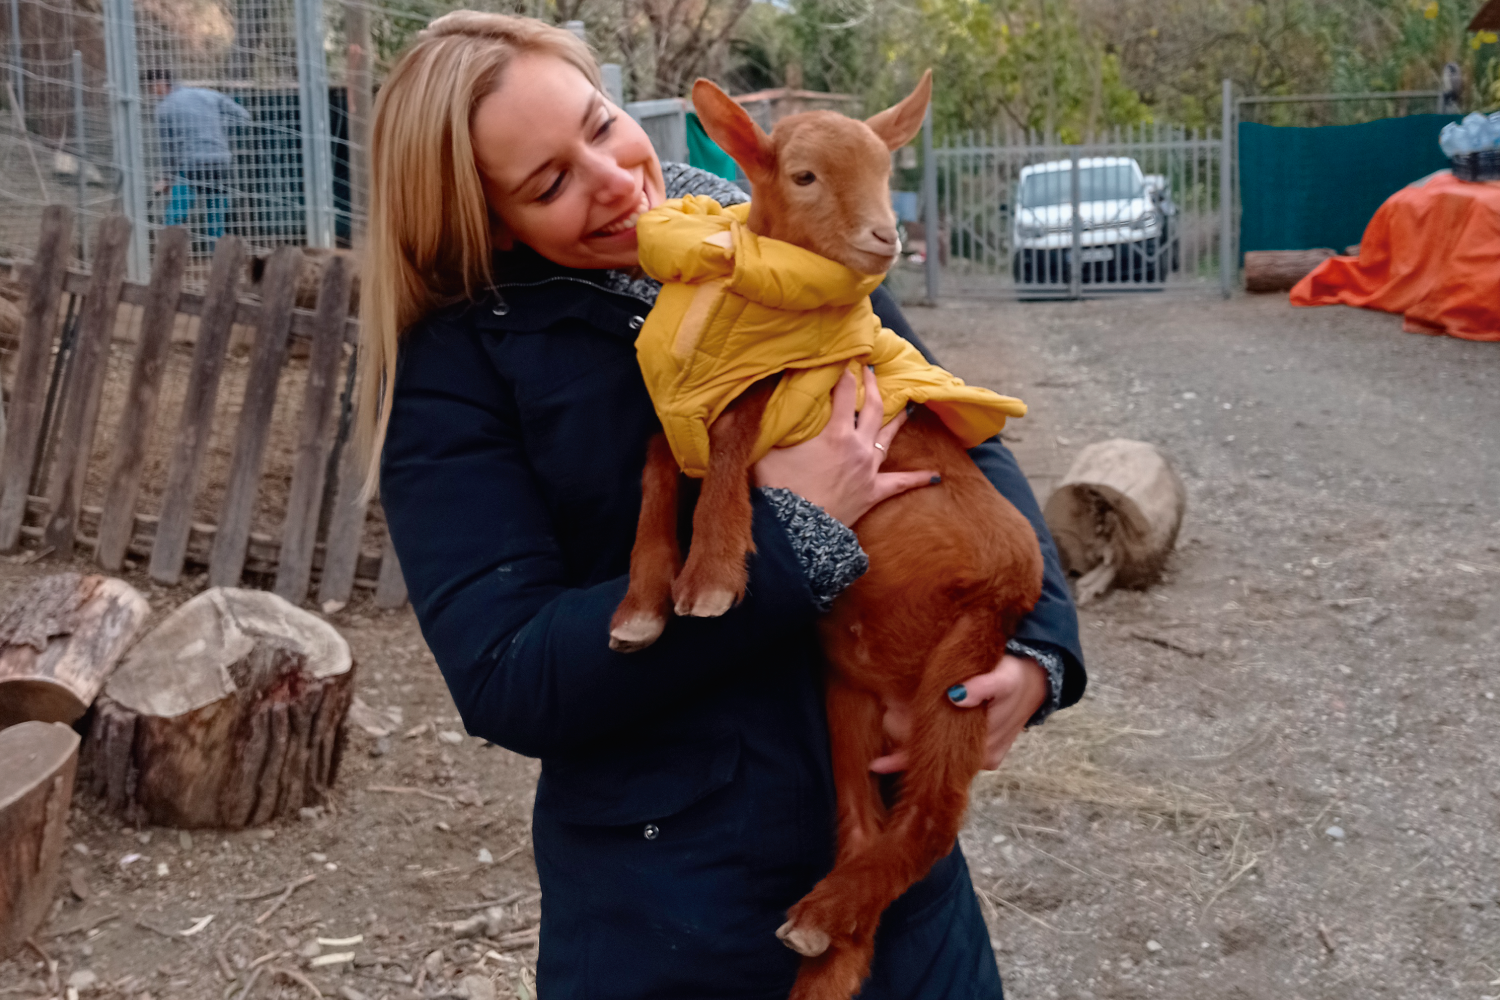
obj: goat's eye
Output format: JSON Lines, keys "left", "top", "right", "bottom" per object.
{"left": 792, "top": 171, "right": 816, "bottom": 186}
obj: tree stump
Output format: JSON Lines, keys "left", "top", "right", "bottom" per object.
{"left": 0, "top": 721, "right": 80, "bottom": 959}
{"left": 0, "top": 574, "right": 151, "bottom": 730}
{"left": 1243, "top": 249, "right": 1335, "bottom": 293}
{"left": 88, "top": 588, "right": 354, "bottom": 829}
{"left": 1042, "top": 439, "right": 1186, "bottom": 606}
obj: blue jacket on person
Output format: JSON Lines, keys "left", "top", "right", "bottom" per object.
{"left": 380, "top": 229, "right": 1086, "bottom": 998}
{"left": 154, "top": 86, "right": 249, "bottom": 176}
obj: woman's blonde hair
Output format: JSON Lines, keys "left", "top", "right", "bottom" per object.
{"left": 357, "top": 11, "right": 600, "bottom": 495}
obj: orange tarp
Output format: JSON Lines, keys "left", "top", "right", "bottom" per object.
{"left": 1290, "top": 171, "right": 1500, "bottom": 342}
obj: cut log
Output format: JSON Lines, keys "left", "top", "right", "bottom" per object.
{"left": 1243, "top": 248, "right": 1335, "bottom": 293}
{"left": 0, "top": 574, "right": 151, "bottom": 730}
{"left": 0, "top": 721, "right": 80, "bottom": 960}
{"left": 88, "top": 587, "right": 354, "bottom": 828}
{"left": 1042, "top": 439, "right": 1186, "bottom": 606}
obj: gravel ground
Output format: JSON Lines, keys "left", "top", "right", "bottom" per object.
{"left": 912, "top": 291, "right": 1500, "bottom": 1000}
{"left": 0, "top": 291, "right": 1495, "bottom": 1000}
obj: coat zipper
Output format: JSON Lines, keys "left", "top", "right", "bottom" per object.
{"left": 488, "top": 274, "right": 657, "bottom": 315}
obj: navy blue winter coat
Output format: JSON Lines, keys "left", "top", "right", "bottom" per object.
{"left": 380, "top": 245, "right": 1086, "bottom": 999}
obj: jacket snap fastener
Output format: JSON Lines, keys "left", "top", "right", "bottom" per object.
{"left": 643, "top": 823, "right": 659, "bottom": 840}
{"left": 493, "top": 301, "right": 510, "bottom": 316}
{"left": 628, "top": 315, "right": 645, "bottom": 331}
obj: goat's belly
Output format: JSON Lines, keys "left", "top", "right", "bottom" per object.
{"left": 819, "top": 417, "right": 1043, "bottom": 697}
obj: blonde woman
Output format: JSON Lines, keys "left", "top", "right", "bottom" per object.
{"left": 363, "top": 13, "right": 1085, "bottom": 997}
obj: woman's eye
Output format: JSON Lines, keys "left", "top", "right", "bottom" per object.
{"left": 793, "top": 171, "right": 816, "bottom": 186}
{"left": 594, "top": 115, "right": 617, "bottom": 141}
{"left": 538, "top": 171, "right": 566, "bottom": 203}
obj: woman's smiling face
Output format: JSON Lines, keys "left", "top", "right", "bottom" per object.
{"left": 472, "top": 53, "right": 666, "bottom": 271}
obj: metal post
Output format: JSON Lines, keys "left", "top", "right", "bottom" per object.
{"left": 72, "top": 50, "right": 87, "bottom": 262}
{"left": 921, "top": 104, "right": 939, "bottom": 303}
{"left": 1220, "top": 78, "right": 1233, "bottom": 299}
{"left": 295, "top": 0, "right": 335, "bottom": 247}
{"left": 564, "top": 20, "right": 586, "bottom": 41}
{"left": 7, "top": 0, "right": 21, "bottom": 120}
{"left": 345, "top": 0, "right": 371, "bottom": 246}
{"left": 1068, "top": 145, "right": 1082, "bottom": 301}
{"left": 102, "top": 0, "right": 149, "bottom": 280}
{"left": 601, "top": 63, "right": 624, "bottom": 107}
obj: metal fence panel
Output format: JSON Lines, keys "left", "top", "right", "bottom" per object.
{"left": 911, "top": 125, "right": 1228, "bottom": 300}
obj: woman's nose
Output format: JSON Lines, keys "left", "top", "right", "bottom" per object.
{"left": 588, "top": 150, "right": 638, "bottom": 203}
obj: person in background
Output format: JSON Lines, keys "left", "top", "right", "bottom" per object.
{"left": 145, "top": 68, "right": 249, "bottom": 242}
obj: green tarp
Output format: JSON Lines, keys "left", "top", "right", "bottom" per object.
{"left": 687, "top": 112, "right": 739, "bottom": 181}
{"left": 1238, "top": 114, "right": 1460, "bottom": 257}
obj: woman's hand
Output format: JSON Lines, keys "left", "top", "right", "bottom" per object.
{"left": 752, "top": 367, "right": 937, "bottom": 526}
{"left": 869, "top": 654, "right": 1049, "bottom": 773}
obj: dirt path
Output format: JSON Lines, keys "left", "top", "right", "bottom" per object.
{"left": 913, "top": 292, "right": 1500, "bottom": 1000}
{"left": 1, "top": 293, "right": 1496, "bottom": 1000}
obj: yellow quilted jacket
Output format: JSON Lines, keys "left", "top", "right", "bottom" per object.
{"left": 635, "top": 195, "right": 1027, "bottom": 478}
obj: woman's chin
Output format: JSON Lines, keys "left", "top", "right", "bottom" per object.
{"left": 583, "top": 227, "right": 641, "bottom": 267}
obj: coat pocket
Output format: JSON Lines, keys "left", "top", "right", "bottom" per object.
{"left": 536, "top": 732, "right": 741, "bottom": 827}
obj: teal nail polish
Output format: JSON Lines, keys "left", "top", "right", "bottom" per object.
{"left": 947, "top": 684, "right": 967, "bottom": 703}
{"left": 930, "top": 475, "right": 942, "bottom": 485}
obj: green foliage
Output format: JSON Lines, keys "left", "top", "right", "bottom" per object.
{"left": 722, "top": 0, "right": 1499, "bottom": 134}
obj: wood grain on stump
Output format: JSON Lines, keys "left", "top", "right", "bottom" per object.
{"left": 0, "top": 574, "right": 150, "bottom": 730}
{"left": 1043, "top": 439, "right": 1186, "bottom": 605}
{"left": 88, "top": 588, "right": 353, "bottom": 829}
{"left": 0, "top": 721, "right": 80, "bottom": 959}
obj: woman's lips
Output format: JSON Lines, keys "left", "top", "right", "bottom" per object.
{"left": 594, "top": 191, "right": 651, "bottom": 236}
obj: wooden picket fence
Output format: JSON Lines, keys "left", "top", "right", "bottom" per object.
{"left": 0, "top": 205, "right": 407, "bottom": 608}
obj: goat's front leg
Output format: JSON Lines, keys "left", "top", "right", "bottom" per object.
{"left": 610, "top": 433, "right": 681, "bottom": 652}
{"left": 672, "top": 378, "right": 775, "bottom": 617}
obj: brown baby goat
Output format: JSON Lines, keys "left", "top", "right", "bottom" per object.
{"left": 610, "top": 73, "right": 1044, "bottom": 1000}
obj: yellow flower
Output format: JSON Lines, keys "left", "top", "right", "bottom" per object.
{"left": 1423, "top": 0, "right": 1438, "bottom": 19}
{"left": 1485, "top": 30, "right": 1499, "bottom": 42}
{"left": 1474, "top": 34, "right": 1484, "bottom": 48}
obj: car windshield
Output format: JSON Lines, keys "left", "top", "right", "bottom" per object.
{"left": 1020, "top": 165, "right": 1143, "bottom": 208}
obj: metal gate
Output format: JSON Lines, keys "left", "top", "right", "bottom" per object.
{"left": 913, "top": 123, "right": 1231, "bottom": 300}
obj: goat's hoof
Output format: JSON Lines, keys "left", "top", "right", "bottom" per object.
{"left": 674, "top": 588, "right": 735, "bottom": 618}
{"left": 776, "top": 920, "right": 831, "bottom": 957}
{"left": 609, "top": 613, "right": 666, "bottom": 653}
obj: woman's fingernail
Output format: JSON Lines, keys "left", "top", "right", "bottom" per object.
{"left": 930, "top": 475, "right": 942, "bottom": 485}
{"left": 947, "top": 684, "right": 967, "bottom": 703}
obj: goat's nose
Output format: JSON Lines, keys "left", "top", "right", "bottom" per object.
{"left": 871, "top": 226, "right": 899, "bottom": 247}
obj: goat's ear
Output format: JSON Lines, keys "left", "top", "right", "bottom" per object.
{"left": 865, "top": 69, "right": 932, "bottom": 151}
{"left": 691, "top": 78, "right": 774, "bottom": 184}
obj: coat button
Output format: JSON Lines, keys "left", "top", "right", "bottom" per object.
{"left": 643, "top": 823, "right": 659, "bottom": 840}
{"left": 492, "top": 301, "right": 510, "bottom": 316}
{"left": 627, "top": 315, "right": 645, "bottom": 331}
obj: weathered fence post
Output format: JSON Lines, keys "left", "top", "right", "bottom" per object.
{"left": 0, "top": 206, "right": 72, "bottom": 552}
{"left": 275, "top": 255, "right": 353, "bottom": 604}
{"left": 44, "top": 213, "right": 132, "bottom": 555}
{"left": 148, "top": 236, "right": 245, "bottom": 583}
{"left": 208, "top": 245, "right": 302, "bottom": 587}
{"left": 95, "top": 226, "right": 190, "bottom": 571}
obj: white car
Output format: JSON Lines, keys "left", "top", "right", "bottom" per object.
{"left": 1011, "top": 157, "right": 1174, "bottom": 285}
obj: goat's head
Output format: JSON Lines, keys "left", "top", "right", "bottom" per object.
{"left": 691, "top": 71, "right": 931, "bottom": 275}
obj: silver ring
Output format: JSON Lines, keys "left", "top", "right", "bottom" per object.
{"left": 873, "top": 442, "right": 886, "bottom": 453}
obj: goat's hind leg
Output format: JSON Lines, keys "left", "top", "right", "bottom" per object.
{"left": 610, "top": 433, "right": 682, "bottom": 652}
{"left": 781, "top": 680, "right": 888, "bottom": 1000}
{"left": 781, "top": 613, "right": 995, "bottom": 968}
{"left": 672, "top": 378, "right": 774, "bottom": 618}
